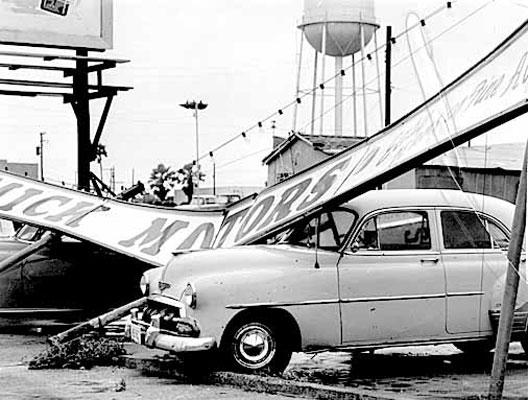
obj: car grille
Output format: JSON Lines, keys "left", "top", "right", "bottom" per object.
{"left": 139, "top": 300, "right": 199, "bottom": 337}
{"left": 489, "top": 310, "right": 528, "bottom": 334}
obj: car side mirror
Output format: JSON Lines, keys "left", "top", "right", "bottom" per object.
{"left": 350, "top": 241, "right": 359, "bottom": 253}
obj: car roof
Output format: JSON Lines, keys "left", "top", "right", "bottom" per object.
{"left": 343, "top": 189, "right": 515, "bottom": 227}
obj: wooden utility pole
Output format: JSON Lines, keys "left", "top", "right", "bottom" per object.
{"left": 385, "top": 26, "right": 392, "bottom": 127}
{"left": 488, "top": 140, "right": 527, "bottom": 399}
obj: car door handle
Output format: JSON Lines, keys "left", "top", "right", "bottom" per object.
{"left": 420, "top": 257, "right": 439, "bottom": 264}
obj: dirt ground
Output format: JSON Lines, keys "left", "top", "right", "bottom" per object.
{"left": 0, "top": 333, "right": 291, "bottom": 400}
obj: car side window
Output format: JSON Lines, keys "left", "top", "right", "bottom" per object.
{"left": 354, "top": 211, "right": 431, "bottom": 251}
{"left": 441, "top": 210, "right": 491, "bottom": 249}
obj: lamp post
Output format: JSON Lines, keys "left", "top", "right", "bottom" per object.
{"left": 180, "top": 100, "right": 208, "bottom": 192}
{"left": 36, "top": 131, "right": 46, "bottom": 181}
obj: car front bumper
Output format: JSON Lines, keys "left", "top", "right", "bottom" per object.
{"left": 124, "top": 297, "right": 217, "bottom": 353}
{"left": 125, "top": 319, "right": 216, "bottom": 352}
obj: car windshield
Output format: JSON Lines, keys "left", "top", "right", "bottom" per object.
{"left": 15, "top": 224, "right": 43, "bottom": 241}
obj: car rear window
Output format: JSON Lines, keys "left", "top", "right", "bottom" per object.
{"left": 441, "top": 210, "right": 491, "bottom": 249}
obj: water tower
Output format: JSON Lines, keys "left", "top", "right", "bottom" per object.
{"left": 296, "top": 0, "right": 379, "bottom": 136}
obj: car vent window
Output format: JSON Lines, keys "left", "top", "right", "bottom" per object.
{"left": 355, "top": 217, "right": 379, "bottom": 250}
{"left": 441, "top": 211, "right": 491, "bottom": 249}
{"left": 486, "top": 218, "right": 510, "bottom": 251}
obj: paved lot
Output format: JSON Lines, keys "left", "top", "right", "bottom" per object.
{"left": 1, "top": 332, "right": 527, "bottom": 399}
{"left": 285, "top": 344, "right": 528, "bottom": 399}
{"left": 0, "top": 333, "right": 290, "bottom": 400}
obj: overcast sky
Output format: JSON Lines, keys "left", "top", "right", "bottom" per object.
{"left": 1, "top": 0, "right": 528, "bottom": 192}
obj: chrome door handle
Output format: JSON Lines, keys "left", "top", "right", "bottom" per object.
{"left": 420, "top": 257, "right": 439, "bottom": 264}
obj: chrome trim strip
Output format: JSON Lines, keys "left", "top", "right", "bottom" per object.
{"left": 340, "top": 293, "right": 446, "bottom": 303}
{"left": 226, "top": 299, "right": 340, "bottom": 309}
{"left": 446, "top": 291, "right": 484, "bottom": 298}
{"left": 226, "top": 291, "right": 485, "bottom": 309}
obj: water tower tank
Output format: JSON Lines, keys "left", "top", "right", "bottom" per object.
{"left": 300, "top": 0, "right": 378, "bottom": 57}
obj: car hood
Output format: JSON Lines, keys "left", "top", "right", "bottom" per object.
{"left": 159, "top": 244, "right": 320, "bottom": 290}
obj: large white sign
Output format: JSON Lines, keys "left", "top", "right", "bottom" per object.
{"left": 0, "top": 0, "right": 112, "bottom": 49}
{"left": 217, "top": 20, "right": 528, "bottom": 247}
{"left": 0, "top": 173, "right": 224, "bottom": 266}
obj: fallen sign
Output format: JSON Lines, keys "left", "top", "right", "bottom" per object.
{"left": 2, "top": 20, "right": 528, "bottom": 266}
{"left": 215, "top": 18, "right": 528, "bottom": 247}
{"left": 0, "top": 174, "right": 224, "bottom": 266}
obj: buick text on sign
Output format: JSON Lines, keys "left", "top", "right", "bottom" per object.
{"left": 0, "top": 173, "right": 224, "bottom": 266}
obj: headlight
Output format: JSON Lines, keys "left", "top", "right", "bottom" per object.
{"left": 180, "top": 283, "right": 197, "bottom": 309}
{"left": 140, "top": 274, "right": 149, "bottom": 295}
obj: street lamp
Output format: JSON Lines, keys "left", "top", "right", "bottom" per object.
{"left": 179, "top": 100, "right": 208, "bottom": 192}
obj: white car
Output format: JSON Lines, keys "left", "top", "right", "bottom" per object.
{"left": 127, "top": 189, "right": 528, "bottom": 374}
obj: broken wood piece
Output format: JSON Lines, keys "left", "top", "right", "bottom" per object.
{"left": 49, "top": 297, "right": 147, "bottom": 346}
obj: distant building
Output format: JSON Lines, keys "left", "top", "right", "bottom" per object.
{"left": 262, "top": 133, "right": 364, "bottom": 186}
{"left": 387, "top": 143, "right": 523, "bottom": 203}
{"left": 0, "top": 160, "right": 38, "bottom": 179}
{"left": 173, "top": 185, "right": 264, "bottom": 205}
{"left": 264, "top": 134, "right": 523, "bottom": 203}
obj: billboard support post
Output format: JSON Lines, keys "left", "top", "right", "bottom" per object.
{"left": 73, "top": 49, "right": 91, "bottom": 192}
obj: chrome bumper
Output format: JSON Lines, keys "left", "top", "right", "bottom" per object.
{"left": 125, "top": 319, "right": 216, "bottom": 353}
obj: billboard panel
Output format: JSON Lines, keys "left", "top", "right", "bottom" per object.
{"left": 0, "top": 0, "right": 112, "bottom": 49}
{"left": 218, "top": 20, "right": 528, "bottom": 247}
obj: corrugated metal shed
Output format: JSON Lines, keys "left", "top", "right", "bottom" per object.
{"left": 426, "top": 143, "right": 523, "bottom": 171}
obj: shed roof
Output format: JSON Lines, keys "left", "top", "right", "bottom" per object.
{"left": 262, "top": 133, "right": 364, "bottom": 165}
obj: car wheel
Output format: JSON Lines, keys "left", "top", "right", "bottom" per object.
{"left": 521, "top": 329, "right": 528, "bottom": 354}
{"left": 454, "top": 340, "right": 494, "bottom": 355}
{"left": 224, "top": 319, "right": 291, "bottom": 374}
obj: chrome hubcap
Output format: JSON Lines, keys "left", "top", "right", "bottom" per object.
{"left": 234, "top": 324, "right": 275, "bottom": 369}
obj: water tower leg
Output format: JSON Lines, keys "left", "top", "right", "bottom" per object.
{"left": 319, "top": 22, "right": 327, "bottom": 136}
{"left": 373, "top": 31, "right": 384, "bottom": 128}
{"left": 310, "top": 49, "right": 318, "bottom": 136}
{"left": 335, "top": 57, "right": 343, "bottom": 136}
{"left": 360, "top": 24, "right": 368, "bottom": 137}
{"left": 352, "top": 54, "right": 357, "bottom": 137}
{"left": 293, "top": 30, "right": 304, "bottom": 132}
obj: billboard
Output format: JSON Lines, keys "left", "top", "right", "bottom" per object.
{"left": 0, "top": 172, "right": 224, "bottom": 266}
{"left": 0, "top": 0, "right": 112, "bottom": 49}
{"left": 217, "top": 19, "right": 528, "bottom": 247}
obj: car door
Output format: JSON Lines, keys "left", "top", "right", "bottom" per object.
{"left": 439, "top": 209, "right": 510, "bottom": 334}
{"left": 338, "top": 208, "right": 447, "bottom": 345}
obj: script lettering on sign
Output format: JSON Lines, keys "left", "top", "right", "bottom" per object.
{"left": 217, "top": 20, "right": 528, "bottom": 247}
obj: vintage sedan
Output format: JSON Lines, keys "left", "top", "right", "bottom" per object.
{"left": 0, "top": 224, "right": 151, "bottom": 325}
{"left": 126, "top": 189, "right": 528, "bottom": 373}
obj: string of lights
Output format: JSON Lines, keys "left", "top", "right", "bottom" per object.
{"left": 198, "top": 0, "right": 457, "bottom": 163}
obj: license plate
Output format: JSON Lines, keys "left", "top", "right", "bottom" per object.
{"left": 130, "top": 323, "right": 143, "bottom": 344}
